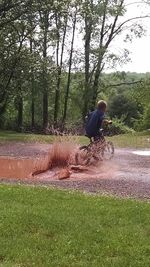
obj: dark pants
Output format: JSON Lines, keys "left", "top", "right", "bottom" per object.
{"left": 86, "top": 130, "right": 103, "bottom": 142}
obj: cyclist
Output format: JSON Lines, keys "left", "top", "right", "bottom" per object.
{"left": 85, "top": 100, "right": 112, "bottom": 141}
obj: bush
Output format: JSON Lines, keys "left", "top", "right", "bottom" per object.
{"left": 105, "top": 118, "right": 135, "bottom": 136}
{"left": 134, "top": 104, "right": 150, "bottom": 131}
{"left": 108, "top": 94, "right": 142, "bottom": 127}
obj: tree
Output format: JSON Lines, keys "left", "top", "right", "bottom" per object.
{"left": 108, "top": 94, "right": 141, "bottom": 127}
{"left": 81, "top": 0, "right": 149, "bottom": 116}
{"left": 62, "top": 6, "right": 77, "bottom": 125}
{"left": 38, "top": 1, "right": 54, "bottom": 129}
{"left": 53, "top": 0, "right": 69, "bottom": 125}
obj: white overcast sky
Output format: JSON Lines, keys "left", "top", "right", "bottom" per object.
{"left": 108, "top": 0, "right": 150, "bottom": 73}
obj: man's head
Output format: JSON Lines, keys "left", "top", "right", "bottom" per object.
{"left": 97, "top": 100, "right": 107, "bottom": 112}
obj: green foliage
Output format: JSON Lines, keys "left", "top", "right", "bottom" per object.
{"left": 108, "top": 94, "right": 142, "bottom": 128}
{"left": 143, "top": 104, "right": 150, "bottom": 129}
{"left": 135, "top": 104, "right": 150, "bottom": 131}
{"left": 108, "top": 118, "right": 134, "bottom": 135}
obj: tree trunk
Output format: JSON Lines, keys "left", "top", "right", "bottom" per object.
{"left": 31, "top": 86, "right": 35, "bottom": 128}
{"left": 83, "top": 15, "right": 92, "bottom": 118}
{"left": 42, "top": 11, "right": 49, "bottom": 129}
{"left": 91, "top": 58, "right": 103, "bottom": 108}
{"left": 17, "top": 96, "right": 23, "bottom": 132}
{"left": 0, "top": 38, "right": 23, "bottom": 119}
{"left": 30, "top": 38, "right": 35, "bottom": 129}
{"left": 91, "top": 0, "right": 122, "bottom": 108}
{"left": 43, "top": 91, "right": 48, "bottom": 128}
{"left": 0, "top": 91, "right": 7, "bottom": 116}
{"left": 91, "top": 0, "right": 108, "bottom": 108}
{"left": 54, "top": 14, "right": 68, "bottom": 125}
{"left": 83, "top": 0, "right": 93, "bottom": 119}
{"left": 62, "top": 11, "right": 77, "bottom": 125}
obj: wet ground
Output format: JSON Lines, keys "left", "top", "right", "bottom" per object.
{"left": 0, "top": 142, "right": 150, "bottom": 200}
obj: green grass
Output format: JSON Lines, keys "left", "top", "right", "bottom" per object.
{"left": 0, "top": 130, "right": 54, "bottom": 143}
{"left": 0, "top": 185, "right": 150, "bottom": 267}
{"left": 108, "top": 133, "right": 150, "bottom": 149}
{"left": 0, "top": 130, "right": 150, "bottom": 148}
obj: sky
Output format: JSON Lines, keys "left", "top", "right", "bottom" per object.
{"left": 115, "top": 35, "right": 150, "bottom": 73}
{"left": 108, "top": 0, "right": 150, "bottom": 73}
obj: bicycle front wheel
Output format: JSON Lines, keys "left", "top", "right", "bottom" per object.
{"left": 75, "top": 146, "right": 90, "bottom": 166}
{"left": 102, "top": 141, "right": 114, "bottom": 160}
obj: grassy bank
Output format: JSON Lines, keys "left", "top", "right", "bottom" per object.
{"left": 0, "top": 185, "right": 150, "bottom": 267}
{"left": 0, "top": 130, "right": 150, "bottom": 148}
{"left": 0, "top": 130, "right": 54, "bottom": 143}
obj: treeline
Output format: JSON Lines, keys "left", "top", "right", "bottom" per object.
{"left": 0, "top": 0, "right": 149, "bottom": 132}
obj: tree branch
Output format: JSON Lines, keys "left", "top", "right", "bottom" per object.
{"left": 0, "top": 0, "right": 33, "bottom": 27}
{"left": 112, "top": 15, "right": 150, "bottom": 38}
{"left": 105, "top": 0, "right": 124, "bottom": 49}
{"left": 124, "top": 1, "right": 148, "bottom": 7}
{"left": 105, "top": 80, "right": 143, "bottom": 88}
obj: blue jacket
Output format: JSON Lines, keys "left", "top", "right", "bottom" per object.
{"left": 85, "top": 109, "right": 105, "bottom": 137}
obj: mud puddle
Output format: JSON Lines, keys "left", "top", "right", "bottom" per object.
{"left": 0, "top": 142, "right": 78, "bottom": 180}
{"left": 0, "top": 154, "right": 51, "bottom": 179}
{"left": 0, "top": 143, "right": 149, "bottom": 186}
{"left": 0, "top": 154, "right": 118, "bottom": 182}
{"left": 0, "top": 143, "right": 150, "bottom": 200}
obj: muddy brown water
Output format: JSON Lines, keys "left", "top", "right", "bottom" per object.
{"left": 0, "top": 142, "right": 79, "bottom": 180}
{"left": 0, "top": 143, "right": 150, "bottom": 199}
{"left": 0, "top": 146, "right": 149, "bottom": 182}
{"left": 0, "top": 155, "right": 51, "bottom": 179}
{"left": 0, "top": 143, "right": 51, "bottom": 179}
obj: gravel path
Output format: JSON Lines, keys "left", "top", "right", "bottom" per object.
{"left": 0, "top": 143, "right": 150, "bottom": 200}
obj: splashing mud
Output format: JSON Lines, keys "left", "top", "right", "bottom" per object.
{"left": 50, "top": 141, "right": 77, "bottom": 167}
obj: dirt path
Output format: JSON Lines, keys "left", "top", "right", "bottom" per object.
{"left": 0, "top": 143, "right": 150, "bottom": 199}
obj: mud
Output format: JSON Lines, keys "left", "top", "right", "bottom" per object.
{"left": 0, "top": 156, "right": 51, "bottom": 179}
{"left": 0, "top": 143, "right": 51, "bottom": 179}
{"left": 0, "top": 143, "right": 150, "bottom": 199}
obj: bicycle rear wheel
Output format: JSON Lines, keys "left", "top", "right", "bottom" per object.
{"left": 75, "top": 145, "right": 101, "bottom": 166}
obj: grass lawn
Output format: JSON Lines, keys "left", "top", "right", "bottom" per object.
{"left": 0, "top": 131, "right": 54, "bottom": 143}
{"left": 0, "top": 130, "right": 150, "bottom": 148}
{"left": 107, "top": 132, "right": 150, "bottom": 149}
{"left": 0, "top": 185, "right": 150, "bottom": 267}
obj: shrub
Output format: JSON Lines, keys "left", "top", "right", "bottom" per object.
{"left": 108, "top": 94, "right": 142, "bottom": 127}
{"left": 105, "top": 118, "right": 134, "bottom": 136}
{"left": 134, "top": 104, "right": 150, "bottom": 131}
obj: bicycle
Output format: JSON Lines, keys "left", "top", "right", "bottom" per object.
{"left": 75, "top": 129, "right": 114, "bottom": 166}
